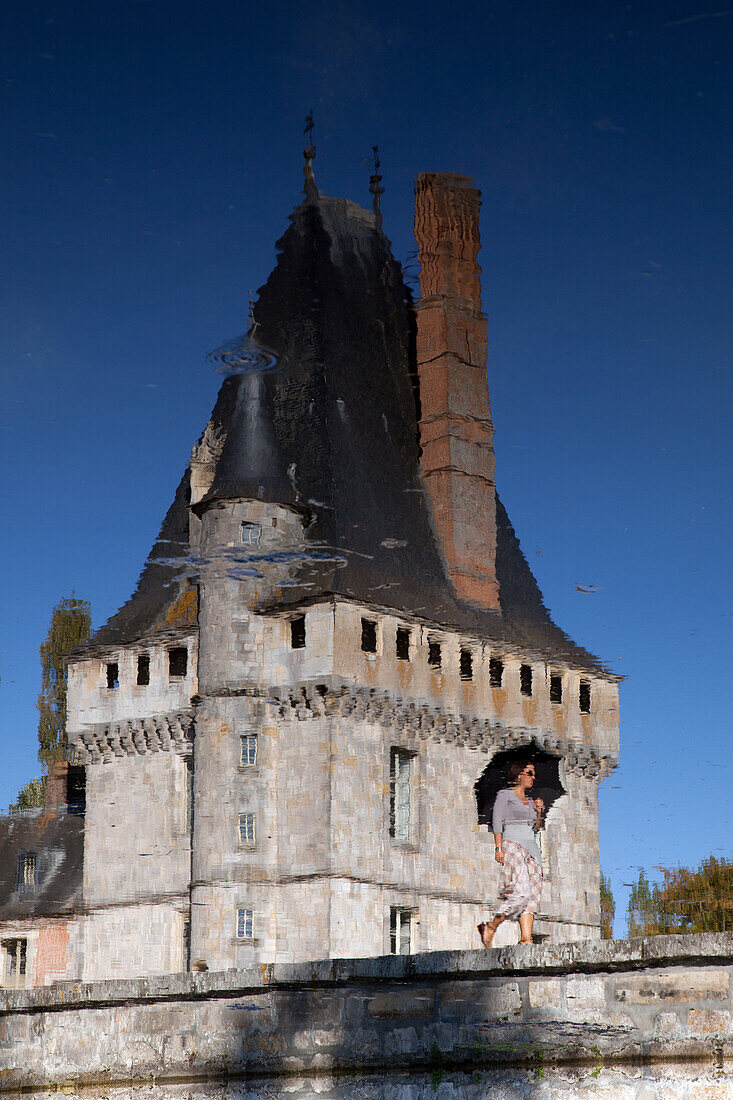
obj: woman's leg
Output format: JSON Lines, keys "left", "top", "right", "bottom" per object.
{"left": 477, "top": 915, "right": 506, "bottom": 947}
{"left": 518, "top": 912, "right": 534, "bottom": 944}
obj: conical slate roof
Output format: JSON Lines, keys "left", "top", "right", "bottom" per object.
{"left": 89, "top": 188, "right": 606, "bottom": 672}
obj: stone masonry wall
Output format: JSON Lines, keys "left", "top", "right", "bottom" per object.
{"left": 1, "top": 934, "right": 732, "bottom": 1090}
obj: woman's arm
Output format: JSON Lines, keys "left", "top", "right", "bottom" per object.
{"left": 492, "top": 790, "right": 508, "bottom": 864}
{"left": 532, "top": 797, "right": 545, "bottom": 832}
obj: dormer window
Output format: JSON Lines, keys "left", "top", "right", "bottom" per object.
{"left": 105, "top": 662, "right": 119, "bottom": 690}
{"left": 168, "top": 647, "right": 188, "bottom": 679}
{"left": 241, "top": 522, "right": 261, "bottom": 547}
{"left": 17, "top": 852, "right": 37, "bottom": 892}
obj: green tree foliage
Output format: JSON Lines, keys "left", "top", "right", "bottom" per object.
{"left": 599, "top": 870, "right": 615, "bottom": 939}
{"left": 8, "top": 595, "right": 91, "bottom": 813}
{"left": 627, "top": 858, "right": 733, "bottom": 937}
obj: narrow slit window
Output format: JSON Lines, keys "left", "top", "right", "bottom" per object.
{"left": 361, "top": 618, "right": 377, "bottom": 653}
{"left": 184, "top": 757, "right": 194, "bottom": 833}
{"left": 428, "top": 641, "right": 442, "bottom": 670}
{"left": 240, "top": 734, "right": 258, "bottom": 767}
{"left": 389, "top": 748, "right": 413, "bottom": 842}
{"left": 236, "top": 908, "right": 254, "bottom": 940}
{"left": 459, "top": 648, "right": 473, "bottom": 681}
{"left": 579, "top": 680, "right": 591, "bottom": 714}
{"left": 520, "top": 664, "right": 533, "bottom": 697}
{"left": 238, "top": 812, "right": 256, "bottom": 845}
{"left": 137, "top": 653, "right": 150, "bottom": 686}
{"left": 396, "top": 627, "right": 411, "bottom": 661}
{"left": 389, "top": 908, "right": 413, "bottom": 955}
{"left": 168, "top": 647, "right": 188, "bottom": 678}
{"left": 290, "top": 615, "right": 306, "bottom": 649}
{"left": 550, "top": 674, "right": 563, "bottom": 704}
{"left": 489, "top": 657, "right": 504, "bottom": 687}
{"left": 106, "top": 662, "right": 119, "bottom": 690}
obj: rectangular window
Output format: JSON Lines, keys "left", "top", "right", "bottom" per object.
{"left": 240, "top": 734, "right": 258, "bottom": 767}
{"left": 236, "top": 908, "right": 254, "bottom": 940}
{"left": 106, "top": 662, "right": 119, "bottom": 690}
{"left": 520, "top": 664, "right": 533, "bottom": 697}
{"left": 489, "top": 657, "right": 504, "bottom": 687}
{"left": 459, "top": 647, "right": 473, "bottom": 681}
{"left": 238, "top": 812, "right": 256, "bottom": 845}
{"left": 427, "top": 641, "right": 441, "bottom": 670}
{"left": 396, "top": 626, "right": 411, "bottom": 661}
{"left": 550, "top": 674, "right": 563, "bottom": 704}
{"left": 290, "top": 615, "right": 306, "bottom": 649}
{"left": 168, "top": 647, "right": 188, "bottom": 678}
{"left": 17, "top": 852, "right": 37, "bottom": 890}
{"left": 136, "top": 653, "right": 150, "bottom": 686}
{"left": 241, "top": 522, "right": 261, "bottom": 547}
{"left": 389, "top": 908, "right": 413, "bottom": 955}
{"left": 361, "top": 617, "right": 377, "bottom": 653}
{"left": 389, "top": 748, "right": 413, "bottom": 842}
{"left": 2, "top": 939, "right": 27, "bottom": 987}
{"left": 579, "top": 679, "right": 592, "bottom": 714}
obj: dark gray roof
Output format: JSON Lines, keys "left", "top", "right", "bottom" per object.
{"left": 0, "top": 810, "right": 84, "bottom": 921}
{"left": 85, "top": 188, "right": 608, "bottom": 673}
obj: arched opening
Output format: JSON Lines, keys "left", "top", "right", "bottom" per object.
{"left": 475, "top": 742, "right": 566, "bottom": 829}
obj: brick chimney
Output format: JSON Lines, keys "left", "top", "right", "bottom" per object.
{"left": 44, "top": 761, "right": 69, "bottom": 809}
{"left": 413, "top": 172, "right": 500, "bottom": 611}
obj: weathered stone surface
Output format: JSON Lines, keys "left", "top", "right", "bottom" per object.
{"left": 528, "top": 979, "right": 563, "bottom": 1009}
{"left": 367, "top": 991, "right": 434, "bottom": 1019}
{"left": 688, "top": 1009, "right": 732, "bottom": 1035}
{"left": 615, "top": 969, "right": 729, "bottom": 1004}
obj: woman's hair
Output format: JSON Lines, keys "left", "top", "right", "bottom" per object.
{"left": 507, "top": 760, "right": 532, "bottom": 785}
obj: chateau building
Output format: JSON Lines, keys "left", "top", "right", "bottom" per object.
{"left": 1, "top": 164, "right": 619, "bottom": 986}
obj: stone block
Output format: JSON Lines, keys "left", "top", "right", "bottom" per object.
{"left": 565, "top": 976, "right": 606, "bottom": 1016}
{"left": 528, "top": 979, "right": 563, "bottom": 1009}
{"left": 383, "top": 1026, "right": 420, "bottom": 1056}
{"left": 367, "top": 991, "right": 434, "bottom": 1019}
{"left": 655, "top": 1011, "right": 681, "bottom": 1035}
{"left": 614, "top": 969, "right": 729, "bottom": 1004}
{"left": 688, "top": 1009, "right": 732, "bottom": 1036}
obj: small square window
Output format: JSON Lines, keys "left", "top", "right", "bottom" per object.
{"left": 396, "top": 627, "right": 411, "bottom": 661}
{"left": 106, "top": 662, "right": 119, "bottom": 690}
{"left": 428, "top": 641, "right": 442, "bottom": 670}
{"left": 240, "top": 734, "right": 258, "bottom": 767}
{"left": 137, "top": 653, "right": 150, "bottom": 687}
{"left": 550, "top": 674, "right": 563, "bottom": 704}
{"left": 489, "top": 657, "right": 504, "bottom": 687}
{"left": 168, "top": 647, "right": 188, "bottom": 678}
{"left": 389, "top": 908, "right": 413, "bottom": 955}
{"left": 579, "top": 680, "right": 591, "bottom": 714}
{"left": 241, "top": 522, "right": 261, "bottom": 547}
{"left": 361, "top": 618, "right": 377, "bottom": 653}
{"left": 290, "top": 615, "right": 306, "bottom": 649}
{"left": 459, "top": 648, "right": 473, "bottom": 681}
{"left": 520, "top": 664, "right": 533, "bottom": 697}
{"left": 236, "top": 907, "right": 254, "bottom": 940}
{"left": 238, "top": 812, "right": 256, "bottom": 845}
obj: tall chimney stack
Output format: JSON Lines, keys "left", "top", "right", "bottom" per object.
{"left": 413, "top": 172, "right": 500, "bottom": 612}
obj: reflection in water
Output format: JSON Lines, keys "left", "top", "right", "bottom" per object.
{"left": 34, "top": 1068, "right": 733, "bottom": 1099}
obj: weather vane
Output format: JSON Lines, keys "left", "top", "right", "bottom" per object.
{"left": 303, "top": 110, "right": 318, "bottom": 199}
{"left": 369, "top": 144, "right": 384, "bottom": 231}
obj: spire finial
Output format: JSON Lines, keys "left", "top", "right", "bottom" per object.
{"left": 303, "top": 110, "right": 318, "bottom": 199}
{"left": 369, "top": 144, "right": 384, "bottom": 231}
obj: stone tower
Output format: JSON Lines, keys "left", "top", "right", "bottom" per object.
{"left": 65, "top": 169, "right": 619, "bottom": 980}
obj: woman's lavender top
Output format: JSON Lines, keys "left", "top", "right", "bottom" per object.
{"left": 492, "top": 788, "right": 541, "bottom": 863}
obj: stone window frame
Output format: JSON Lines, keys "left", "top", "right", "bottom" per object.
{"left": 579, "top": 679, "right": 592, "bottom": 714}
{"left": 234, "top": 907, "right": 255, "bottom": 943}
{"left": 389, "top": 906, "right": 416, "bottom": 955}
{"left": 168, "top": 646, "right": 188, "bottom": 680}
{"left": 239, "top": 733, "right": 259, "bottom": 770}
{"left": 237, "top": 811, "right": 257, "bottom": 848}
{"left": 1, "top": 937, "right": 28, "bottom": 989}
{"left": 549, "top": 671, "right": 563, "bottom": 705}
{"left": 388, "top": 745, "right": 419, "bottom": 850}
{"left": 395, "top": 625, "right": 411, "bottom": 661}
{"left": 489, "top": 655, "right": 504, "bottom": 688}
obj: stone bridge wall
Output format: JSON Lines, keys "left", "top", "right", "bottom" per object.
{"left": 1, "top": 934, "right": 732, "bottom": 1090}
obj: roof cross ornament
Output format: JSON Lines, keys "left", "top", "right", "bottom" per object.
{"left": 303, "top": 110, "right": 318, "bottom": 199}
{"left": 369, "top": 145, "right": 384, "bottom": 231}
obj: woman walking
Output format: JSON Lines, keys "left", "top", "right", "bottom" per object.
{"left": 477, "top": 761, "right": 545, "bottom": 947}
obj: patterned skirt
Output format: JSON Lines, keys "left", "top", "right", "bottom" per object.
{"left": 494, "top": 840, "right": 543, "bottom": 919}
